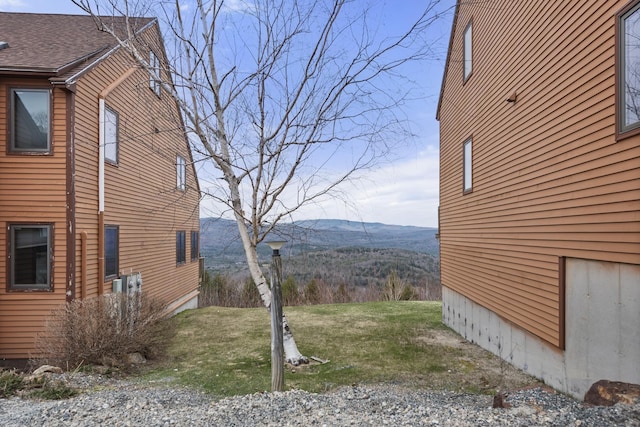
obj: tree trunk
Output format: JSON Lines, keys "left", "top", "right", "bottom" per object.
{"left": 233, "top": 215, "right": 307, "bottom": 365}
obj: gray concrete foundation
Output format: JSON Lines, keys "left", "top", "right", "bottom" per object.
{"left": 442, "top": 258, "right": 640, "bottom": 399}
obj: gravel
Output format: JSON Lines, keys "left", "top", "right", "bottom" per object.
{"left": 0, "top": 373, "right": 638, "bottom": 426}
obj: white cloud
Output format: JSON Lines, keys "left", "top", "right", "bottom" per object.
{"left": 282, "top": 146, "right": 440, "bottom": 228}
{"left": 0, "top": 0, "right": 26, "bottom": 11}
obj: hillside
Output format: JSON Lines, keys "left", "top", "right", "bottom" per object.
{"left": 200, "top": 218, "right": 438, "bottom": 259}
{"left": 200, "top": 218, "right": 440, "bottom": 294}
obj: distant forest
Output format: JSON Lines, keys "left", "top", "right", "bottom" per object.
{"left": 199, "top": 218, "right": 441, "bottom": 303}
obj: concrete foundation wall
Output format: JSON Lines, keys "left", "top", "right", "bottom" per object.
{"left": 442, "top": 259, "right": 640, "bottom": 399}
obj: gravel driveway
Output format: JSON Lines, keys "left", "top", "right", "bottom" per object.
{"left": 0, "top": 373, "right": 638, "bottom": 426}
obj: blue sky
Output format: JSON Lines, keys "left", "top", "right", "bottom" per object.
{"left": 1, "top": 0, "right": 456, "bottom": 228}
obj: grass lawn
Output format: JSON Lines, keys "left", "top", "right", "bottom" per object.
{"left": 143, "top": 301, "right": 538, "bottom": 397}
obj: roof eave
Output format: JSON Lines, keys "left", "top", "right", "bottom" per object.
{"left": 436, "top": 1, "right": 461, "bottom": 121}
{"left": 63, "top": 17, "right": 157, "bottom": 86}
{"left": 0, "top": 68, "right": 57, "bottom": 76}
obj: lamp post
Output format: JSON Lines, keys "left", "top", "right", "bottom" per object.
{"left": 266, "top": 240, "right": 286, "bottom": 392}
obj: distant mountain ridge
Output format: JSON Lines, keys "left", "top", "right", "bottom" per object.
{"left": 200, "top": 218, "right": 440, "bottom": 294}
{"left": 200, "top": 217, "right": 439, "bottom": 269}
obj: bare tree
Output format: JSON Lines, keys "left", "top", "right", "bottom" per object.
{"left": 71, "top": 0, "right": 445, "bottom": 364}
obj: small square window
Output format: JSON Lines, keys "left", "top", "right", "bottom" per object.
{"left": 9, "top": 224, "right": 52, "bottom": 290}
{"left": 10, "top": 88, "right": 50, "bottom": 153}
{"left": 176, "top": 155, "right": 186, "bottom": 191}
{"left": 463, "top": 20, "right": 473, "bottom": 81}
{"left": 176, "top": 231, "right": 186, "bottom": 264}
{"left": 105, "top": 225, "right": 119, "bottom": 279}
{"left": 463, "top": 138, "right": 473, "bottom": 193}
{"left": 104, "top": 106, "right": 119, "bottom": 164}
{"left": 191, "top": 231, "right": 199, "bottom": 261}
{"left": 618, "top": 1, "right": 640, "bottom": 136}
{"left": 150, "top": 51, "right": 161, "bottom": 96}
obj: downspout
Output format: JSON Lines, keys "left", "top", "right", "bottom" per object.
{"left": 98, "top": 67, "right": 136, "bottom": 295}
{"left": 98, "top": 98, "right": 106, "bottom": 296}
{"left": 65, "top": 87, "right": 77, "bottom": 302}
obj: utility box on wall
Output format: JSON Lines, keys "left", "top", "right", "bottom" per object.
{"left": 119, "top": 272, "right": 143, "bottom": 293}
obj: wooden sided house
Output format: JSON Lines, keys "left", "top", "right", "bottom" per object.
{"left": 437, "top": 0, "right": 640, "bottom": 398}
{"left": 0, "top": 13, "right": 201, "bottom": 360}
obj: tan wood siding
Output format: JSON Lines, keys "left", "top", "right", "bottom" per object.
{"left": 73, "top": 25, "right": 199, "bottom": 311}
{"left": 438, "top": 0, "right": 640, "bottom": 347}
{"left": 0, "top": 80, "right": 69, "bottom": 358}
{"left": 0, "top": 23, "right": 199, "bottom": 359}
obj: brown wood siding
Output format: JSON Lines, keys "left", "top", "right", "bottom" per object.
{"left": 438, "top": 0, "right": 640, "bottom": 347}
{"left": 0, "top": 79, "right": 69, "bottom": 358}
{"left": 0, "top": 23, "right": 199, "bottom": 359}
{"left": 73, "top": 25, "right": 199, "bottom": 312}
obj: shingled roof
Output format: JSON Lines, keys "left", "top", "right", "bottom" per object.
{"left": 0, "top": 12, "right": 154, "bottom": 80}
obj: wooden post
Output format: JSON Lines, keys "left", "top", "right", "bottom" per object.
{"left": 268, "top": 242, "right": 285, "bottom": 392}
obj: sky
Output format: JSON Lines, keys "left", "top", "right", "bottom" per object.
{"left": 0, "top": 0, "right": 456, "bottom": 228}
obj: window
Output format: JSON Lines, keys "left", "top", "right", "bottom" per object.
{"left": 104, "top": 106, "right": 119, "bottom": 164}
{"left": 8, "top": 224, "right": 52, "bottom": 290}
{"left": 463, "top": 138, "right": 473, "bottom": 192}
{"left": 105, "top": 225, "right": 119, "bottom": 279}
{"left": 618, "top": 1, "right": 640, "bottom": 136}
{"left": 191, "top": 231, "right": 199, "bottom": 261}
{"left": 176, "top": 231, "right": 186, "bottom": 264}
{"left": 10, "top": 88, "right": 50, "bottom": 152}
{"left": 150, "top": 51, "right": 161, "bottom": 96}
{"left": 176, "top": 155, "right": 186, "bottom": 191}
{"left": 463, "top": 20, "right": 473, "bottom": 81}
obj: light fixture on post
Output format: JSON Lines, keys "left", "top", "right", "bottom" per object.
{"left": 266, "top": 240, "right": 286, "bottom": 392}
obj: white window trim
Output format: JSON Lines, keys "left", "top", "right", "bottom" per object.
{"left": 104, "top": 106, "right": 119, "bottom": 164}
{"left": 176, "top": 155, "right": 186, "bottom": 191}
{"left": 463, "top": 20, "right": 473, "bottom": 81}
{"left": 463, "top": 138, "right": 473, "bottom": 193}
{"left": 150, "top": 51, "right": 161, "bottom": 96}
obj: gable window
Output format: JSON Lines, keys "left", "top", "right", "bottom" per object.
{"left": 176, "top": 231, "right": 186, "bottom": 264}
{"left": 463, "top": 138, "right": 473, "bottom": 193}
{"left": 10, "top": 88, "right": 50, "bottom": 153}
{"left": 191, "top": 231, "right": 199, "bottom": 261}
{"left": 150, "top": 51, "right": 161, "bottom": 96}
{"left": 463, "top": 20, "right": 473, "bottom": 81}
{"left": 176, "top": 155, "right": 186, "bottom": 191}
{"left": 618, "top": 1, "right": 640, "bottom": 137}
{"left": 104, "top": 106, "right": 119, "bottom": 164}
{"left": 105, "top": 225, "right": 119, "bottom": 279}
{"left": 8, "top": 224, "right": 52, "bottom": 290}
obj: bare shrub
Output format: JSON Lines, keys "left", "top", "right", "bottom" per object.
{"left": 35, "top": 293, "right": 175, "bottom": 369}
{"left": 383, "top": 269, "right": 417, "bottom": 301}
